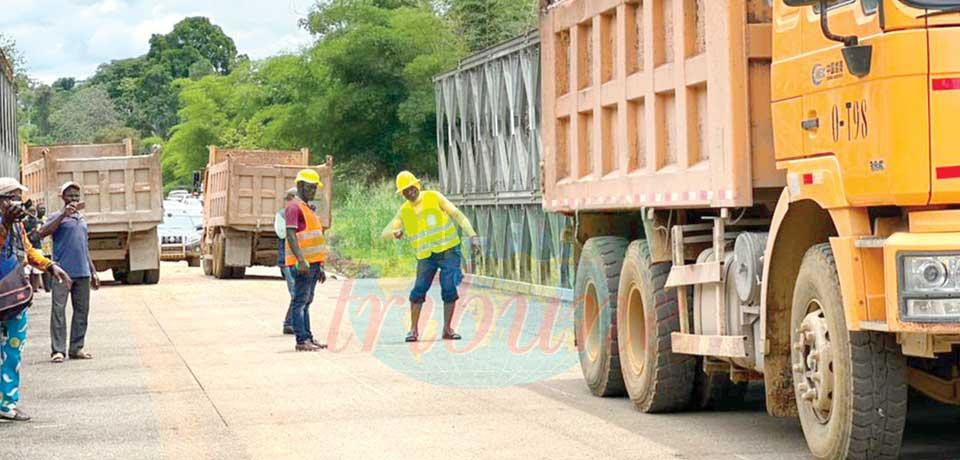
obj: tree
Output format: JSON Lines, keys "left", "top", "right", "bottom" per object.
{"left": 446, "top": 0, "right": 537, "bottom": 52}
{"left": 0, "top": 33, "right": 28, "bottom": 90}
{"left": 300, "top": 0, "right": 463, "bottom": 174}
{"left": 52, "top": 77, "right": 76, "bottom": 92}
{"left": 47, "top": 86, "right": 125, "bottom": 144}
{"left": 147, "top": 17, "right": 238, "bottom": 77}
{"left": 89, "top": 17, "right": 240, "bottom": 138}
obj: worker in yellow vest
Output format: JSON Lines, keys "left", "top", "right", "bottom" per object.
{"left": 285, "top": 169, "right": 328, "bottom": 352}
{"left": 382, "top": 171, "right": 479, "bottom": 342}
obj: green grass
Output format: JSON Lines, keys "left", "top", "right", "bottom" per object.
{"left": 327, "top": 180, "right": 417, "bottom": 278}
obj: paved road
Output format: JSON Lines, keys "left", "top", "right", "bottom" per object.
{"left": 1, "top": 263, "right": 959, "bottom": 460}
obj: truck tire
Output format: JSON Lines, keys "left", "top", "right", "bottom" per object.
{"left": 229, "top": 266, "right": 246, "bottom": 279}
{"left": 112, "top": 268, "right": 128, "bottom": 284}
{"left": 791, "top": 244, "right": 907, "bottom": 460}
{"left": 691, "top": 359, "right": 747, "bottom": 411}
{"left": 212, "top": 233, "right": 229, "bottom": 279}
{"left": 616, "top": 240, "right": 695, "bottom": 412}
{"left": 143, "top": 269, "right": 160, "bottom": 285}
{"left": 574, "top": 236, "right": 629, "bottom": 397}
{"left": 126, "top": 270, "right": 145, "bottom": 285}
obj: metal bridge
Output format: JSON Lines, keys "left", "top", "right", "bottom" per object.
{"left": 434, "top": 32, "right": 574, "bottom": 291}
{"left": 0, "top": 50, "right": 19, "bottom": 179}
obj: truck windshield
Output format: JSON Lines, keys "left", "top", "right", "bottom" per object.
{"left": 902, "top": 0, "right": 960, "bottom": 8}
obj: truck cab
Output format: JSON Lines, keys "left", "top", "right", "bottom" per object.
{"left": 768, "top": 1, "right": 960, "bottom": 457}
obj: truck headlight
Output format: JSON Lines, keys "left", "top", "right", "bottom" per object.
{"left": 900, "top": 253, "right": 960, "bottom": 322}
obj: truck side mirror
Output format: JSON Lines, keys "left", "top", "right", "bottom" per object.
{"left": 786, "top": 0, "right": 873, "bottom": 77}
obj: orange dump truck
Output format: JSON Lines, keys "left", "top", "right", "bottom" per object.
{"left": 21, "top": 140, "right": 163, "bottom": 284}
{"left": 541, "top": 0, "right": 960, "bottom": 457}
{"left": 201, "top": 146, "right": 333, "bottom": 279}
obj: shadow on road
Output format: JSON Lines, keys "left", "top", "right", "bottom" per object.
{"left": 526, "top": 378, "right": 960, "bottom": 457}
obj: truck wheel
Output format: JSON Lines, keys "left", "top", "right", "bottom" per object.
{"left": 574, "top": 236, "right": 629, "bottom": 397}
{"left": 229, "top": 266, "right": 246, "bottom": 279}
{"left": 212, "top": 233, "right": 229, "bottom": 279}
{"left": 188, "top": 257, "right": 201, "bottom": 268}
{"left": 616, "top": 240, "right": 695, "bottom": 412}
{"left": 791, "top": 244, "right": 907, "bottom": 460}
{"left": 126, "top": 270, "right": 145, "bottom": 285}
{"left": 691, "top": 359, "right": 747, "bottom": 411}
{"left": 143, "top": 269, "right": 160, "bottom": 285}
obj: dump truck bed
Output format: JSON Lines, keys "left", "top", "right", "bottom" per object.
{"left": 540, "top": 0, "right": 783, "bottom": 212}
{"left": 21, "top": 140, "right": 163, "bottom": 232}
{"left": 203, "top": 147, "right": 333, "bottom": 232}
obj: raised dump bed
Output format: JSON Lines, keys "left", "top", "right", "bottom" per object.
{"left": 201, "top": 146, "right": 333, "bottom": 279}
{"left": 21, "top": 139, "right": 163, "bottom": 284}
{"left": 540, "top": 0, "right": 782, "bottom": 212}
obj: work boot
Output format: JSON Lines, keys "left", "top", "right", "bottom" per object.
{"left": 283, "top": 324, "right": 294, "bottom": 335}
{"left": 295, "top": 342, "right": 321, "bottom": 352}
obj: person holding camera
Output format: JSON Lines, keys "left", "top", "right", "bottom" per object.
{"left": 37, "top": 182, "right": 99, "bottom": 363}
{"left": 0, "top": 178, "right": 70, "bottom": 421}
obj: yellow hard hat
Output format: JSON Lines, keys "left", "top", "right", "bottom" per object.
{"left": 295, "top": 169, "right": 323, "bottom": 187}
{"left": 395, "top": 171, "right": 421, "bottom": 194}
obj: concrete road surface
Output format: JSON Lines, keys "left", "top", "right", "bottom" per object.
{"left": 1, "top": 263, "right": 959, "bottom": 460}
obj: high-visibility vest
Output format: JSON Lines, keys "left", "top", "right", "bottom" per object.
{"left": 284, "top": 200, "right": 326, "bottom": 266}
{"left": 400, "top": 191, "right": 460, "bottom": 260}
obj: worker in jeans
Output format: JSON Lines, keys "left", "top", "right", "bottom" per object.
{"left": 37, "top": 182, "right": 100, "bottom": 363}
{"left": 285, "top": 171, "right": 328, "bottom": 352}
{"left": 275, "top": 187, "right": 297, "bottom": 335}
{"left": 381, "top": 171, "right": 480, "bottom": 342}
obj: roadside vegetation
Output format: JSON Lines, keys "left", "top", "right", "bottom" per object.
{"left": 326, "top": 180, "right": 418, "bottom": 278}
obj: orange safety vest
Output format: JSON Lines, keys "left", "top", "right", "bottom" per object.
{"left": 284, "top": 200, "right": 326, "bottom": 267}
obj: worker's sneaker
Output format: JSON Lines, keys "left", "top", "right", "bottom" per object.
{"left": 310, "top": 339, "right": 327, "bottom": 350}
{"left": 295, "top": 342, "right": 321, "bottom": 352}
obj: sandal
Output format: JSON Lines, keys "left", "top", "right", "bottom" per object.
{"left": 0, "top": 406, "right": 31, "bottom": 421}
{"left": 405, "top": 332, "right": 418, "bottom": 343}
{"left": 443, "top": 332, "right": 462, "bottom": 341}
{"left": 50, "top": 353, "right": 64, "bottom": 363}
{"left": 69, "top": 351, "right": 93, "bottom": 360}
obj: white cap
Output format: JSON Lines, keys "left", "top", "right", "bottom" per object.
{"left": 60, "top": 181, "right": 80, "bottom": 195}
{"left": 0, "top": 178, "right": 27, "bottom": 195}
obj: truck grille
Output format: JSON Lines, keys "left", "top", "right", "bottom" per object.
{"left": 162, "top": 236, "right": 183, "bottom": 244}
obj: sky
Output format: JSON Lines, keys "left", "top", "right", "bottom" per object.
{"left": 1, "top": 0, "right": 318, "bottom": 83}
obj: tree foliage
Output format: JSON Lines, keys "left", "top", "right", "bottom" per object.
{"left": 47, "top": 86, "right": 125, "bottom": 144}
{"left": 89, "top": 17, "right": 239, "bottom": 138}
{"left": 444, "top": 0, "right": 538, "bottom": 51}
{"left": 162, "top": 0, "right": 463, "bottom": 188}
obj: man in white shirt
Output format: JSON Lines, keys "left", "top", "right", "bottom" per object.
{"left": 275, "top": 188, "right": 298, "bottom": 335}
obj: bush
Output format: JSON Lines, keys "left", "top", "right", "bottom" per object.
{"left": 327, "top": 180, "right": 416, "bottom": 278}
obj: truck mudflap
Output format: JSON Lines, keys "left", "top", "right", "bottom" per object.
{"left": 129, "top": 228, "right": 160, "bottom": 272}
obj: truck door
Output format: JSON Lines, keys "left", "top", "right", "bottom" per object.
{"left": 926, "top": 3, "right": 960, "bottom": 203}
{"left": 800, "top": 0, "right": 930, "bottom": 206}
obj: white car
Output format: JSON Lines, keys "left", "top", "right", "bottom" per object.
{"left": 159, "top": 212, "right": 203, "bottom": 266}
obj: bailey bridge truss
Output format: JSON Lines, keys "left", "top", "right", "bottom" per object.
{"left": 435, "top": 32, "right": 574, "bottom": 289}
